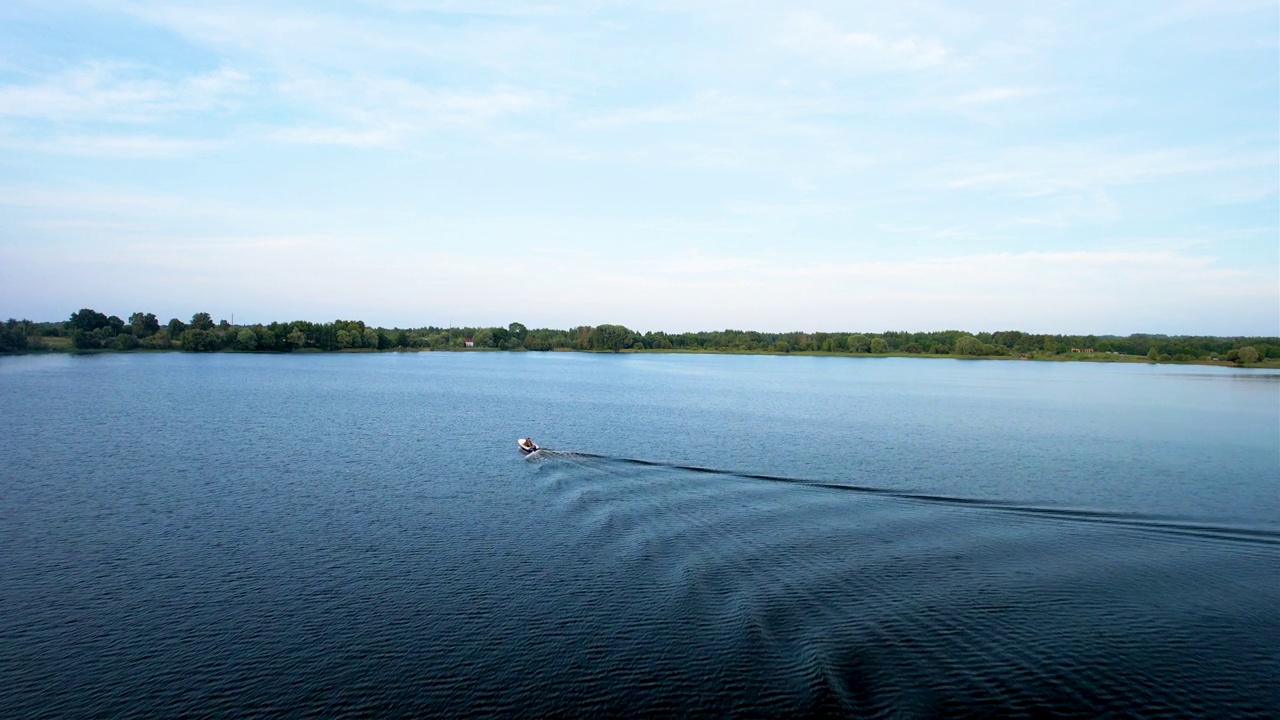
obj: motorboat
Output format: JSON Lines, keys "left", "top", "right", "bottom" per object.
{"left": 517, "top": 437, "right": 539, "bottom": 455}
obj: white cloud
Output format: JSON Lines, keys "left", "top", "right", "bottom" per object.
{"left": 3, "top": 134, "right": 223, "bottom": 158}
{"left": 776, "top": 11, "right": 950, "bottom": 71}
{"left": 0, "top": 63, "right": 250, "bottom": 123}
{"left": 119, "top": 1, "right": 563, "bottom": 76}
{"left": 946, "top": 86, "right": 1046, "bottom": 107}
{"left": 932, "top": 144, "right": 1276, "bottom": 197}
{"left": 0, "top": 185, "right": 257, "bottom": 239}
{"left": 575, "top": 90, "right": 841, "bottom": 129}
{"left": 1151, "top": 0, "right": 1279, "bottom": 25}
{"left": 359, "top": 0, "right": 593, "bottom": 16}
{"left": 0, "top": 185, "right": 226, "bottom": 215}
{"left": 268, "top": 77, "right": 554, "bottom": 146}
{"left": 267, "top": 125, "right": 408, "bottom": 148}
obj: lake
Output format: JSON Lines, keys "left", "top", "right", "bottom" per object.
{"left": 2, "top": 352, "right": 1277, "bottom": 717}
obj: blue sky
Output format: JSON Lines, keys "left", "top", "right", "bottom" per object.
{"left": 1, "top": 0, "right": 1276, "bottom": 335}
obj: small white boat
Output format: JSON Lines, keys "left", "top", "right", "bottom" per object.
{"left": 517, "top": 437, "right": 539, "bottom": 455}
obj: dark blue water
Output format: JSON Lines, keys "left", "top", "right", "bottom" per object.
{"left": 2, "top": 352, "right": 1278, "bottom": 717}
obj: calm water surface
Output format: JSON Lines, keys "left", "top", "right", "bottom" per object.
{"left": 2, "top": 352, "right": 1278, "bottom": 717}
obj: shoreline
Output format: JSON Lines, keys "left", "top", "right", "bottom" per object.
{"left": 603, "top": 348, "right": 1280, "bottom": 369}
{"left": 8, "top": 343, "right": 1280, "bottom": 370}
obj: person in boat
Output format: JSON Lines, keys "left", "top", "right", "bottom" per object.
{"left": 518, "top": 438, "right": 539, "bottom": 454}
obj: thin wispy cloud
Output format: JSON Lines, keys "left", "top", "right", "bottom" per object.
{"left": 1, "top": 134, "right": 224, "bottom": 158}
{"left": 0, "top": 63, "right": 249, "bottom": 123}
{"left": 267, "top": 125, "right": 409, "bottom": 149}
{"left": 934, "top": 144, "right": 1275, "bottom": 196}
{"left": 777, "top": 12, "right": 951, "bottom": 71}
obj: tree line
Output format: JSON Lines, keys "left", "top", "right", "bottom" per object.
{"left": 1, "top": 309, "right": 1276, "bottom": 365}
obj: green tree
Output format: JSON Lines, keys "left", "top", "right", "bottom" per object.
{"left": 472, "top": 328, "right": 495, "bottom": 348}
{"left": 586, "top": 324, "right": 636, "bottom": 352}
{"left": 848, "top": 334, "right": 871, "bottom": 353}
{"left": 286, "top": 329, "right": 307, "bottom": 349}
{"left": 508, "top": 322, "right": 528, "bottom": 344}
{"left": 113, "top": 333, "right": 140, "bottom": 350}
{"left": 181, "top": 328, "right": 221, "bottom": 352}
{"left": 236, "top": 328, "right": 258, "bottom": 350}
{"left": 69, "top": 308, "right": 110, "bottom": 333}
{"left": 191, "top": 312, "right": 214, "bottom": 331}
{"left": 491, "top": 327, "right": 511, "bottom": 348}
{"left": 255, "top": 326, "right": 278, "bottom": 350}
{"left": 954, "top": 335, "right": 984, "bottom": 356}
{"left": 870, "top": 337, "right": 888, "bottom": 354}
{"left": 141, "top": 330, "right": 172, "bottom": 349}
{"left": 129, "top": 312, "right": 160, "bottom": 338}
{"left": 70, "top": 317, "right": 119, "bottom": 347}
{"left": 1237, "top": 346, "right": 1260, "bottom": 364}
{"left": 0, "top": 321, "right": 29, "bottom": 353}
{"left": 1148, "top": 347, "right": 1159, "bottom": 362}
{"left": 71, "top": 330, "right": 98, "bottom": 349}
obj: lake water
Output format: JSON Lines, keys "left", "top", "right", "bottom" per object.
{"left": 2, "top": 352, "right": 1277, "bottom": 717}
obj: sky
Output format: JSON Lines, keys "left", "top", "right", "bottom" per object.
{"left": 0, "top": 0, "right": 1276, "bottom": 335}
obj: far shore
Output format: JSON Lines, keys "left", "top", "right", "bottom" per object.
{"left": 587, "top": 347, "right": 1280, "bottom": 369}
{"left": 12, "top": 336, "right": 1280, "bottom": 369}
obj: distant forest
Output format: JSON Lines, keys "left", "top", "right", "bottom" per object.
{"left": 1, "top": 308, "right": 1278, "bottom": 365}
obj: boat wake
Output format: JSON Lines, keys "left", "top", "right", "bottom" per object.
{"left": 530, "top": 449, "right": 1280, "bottom": 546}
{"left": 517, "top": 445, "right": 1280, "bottom": 717}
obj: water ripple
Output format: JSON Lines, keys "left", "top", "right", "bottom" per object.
{"left": 524, "top": 452, "right": 1280, "bottom": 717}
